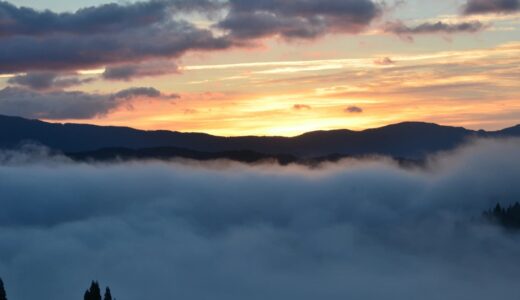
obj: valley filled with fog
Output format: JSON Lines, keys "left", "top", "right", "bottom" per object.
{"left": 1, "top": 138, "right": 520, "bottom": 300}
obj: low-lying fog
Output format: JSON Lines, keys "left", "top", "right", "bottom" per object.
{"left": 1, "top": 139, "right": 520, "bottom": 300}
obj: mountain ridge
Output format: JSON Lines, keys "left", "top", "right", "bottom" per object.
{"left": 1, "top": 114, "right": 518, "bottom": 160}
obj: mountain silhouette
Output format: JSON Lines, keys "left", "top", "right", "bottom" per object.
{"left": 1, "top": 114, "right": 519, "bottom": 161}
{"left": 497, "top": 124, "right": 520, "bottom": 136}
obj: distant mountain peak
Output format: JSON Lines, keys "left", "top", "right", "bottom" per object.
{"left": 297, "top": 128, "right": 355, "bottom": 138}
{"left": 377, "top": 121, "right": 466, "bottom": 130}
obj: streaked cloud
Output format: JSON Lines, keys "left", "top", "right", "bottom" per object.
{"left": 185, "top": 58, "right": 372, "bottom": 71}
{"left": 254, "top": 64, "right": 345, "bottom": 74}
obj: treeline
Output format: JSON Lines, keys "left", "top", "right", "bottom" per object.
{"left": 484, "top": 202, "right": 520, "bottom": 229}
{"left": 0, "top": 278, "right": 114, "bottom": 300}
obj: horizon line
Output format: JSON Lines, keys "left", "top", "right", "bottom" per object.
{"left": 1, "top": 114, "right": 518, "bottom": 139}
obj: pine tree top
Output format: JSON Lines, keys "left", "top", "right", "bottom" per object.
{"left": 0, "top": 278, "right": 8, "bottom": 300}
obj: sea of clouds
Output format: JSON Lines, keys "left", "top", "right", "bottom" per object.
{"left": 1, "top": 138, "right": 520, "bottom": 300}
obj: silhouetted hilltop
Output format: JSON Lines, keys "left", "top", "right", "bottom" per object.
{"left": 1, "top": 115, "right": 519, "bottom": 160}
{"left": 497, "top": 124, "right": 520, "bottom": 136}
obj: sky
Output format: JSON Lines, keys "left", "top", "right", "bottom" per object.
{"left": 0, "top": 0, "right": 519, "bottom": 136}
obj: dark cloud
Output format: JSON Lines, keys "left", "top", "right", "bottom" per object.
{"left": 1, "top": 139, "right": 520, "bottom": 300}
{"left": 7, "top": 72, "right": 93, "bottom": 90}
{"left": 113, "top": 87, "right": 179, "bottom": 100}
{"left": 0, "top": 0, "right": 164, "bottom": 37}
{"left": 0, "top": 1, "right": 232, "bottom": 74}
{"left": 183, "top": 108, "right": 198, "bottom": 115}
{"left": 345, "top": 106, "right": 363, "bottom": 113}
{"left": 0, "top": 0, "right": 382, "bottom": 74}
{"left": 463, "top": 0, "right": 520, "bottom": 15}
{"left": 0, "top": 0, "right": 220, "bottom": 37}
{"left": 0, "top": 86, "right": 176, "bottom": 119}
{"left": 385, "top": 20, "right": 486, "bottom": 38}
{"left": 103, "top": 61, "right": 180, "bottom": 81}
{"left": 217, "top": 0, "right": 382, "bottom": 40}
{"left": 293, "top": 104, "right": 312, "bottom": 110}
{"left": 0, "top": 20, "right": 232, "bottom": 74}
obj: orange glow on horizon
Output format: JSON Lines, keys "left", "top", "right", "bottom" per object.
{"left": 31, "top": 42, "right": 520, "bottom": 136}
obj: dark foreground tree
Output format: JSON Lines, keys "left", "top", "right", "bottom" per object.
{"left": 84, "top": 281, "right": 114, "bottom": 300}
{"left": 84, "top": 281, "right": 101, "bottom": 300}
{"left": 104, "top": 287, "right": 112, "bottom": 300}
{"left": 0, "top": 278, "right": 7, "bottom": 300}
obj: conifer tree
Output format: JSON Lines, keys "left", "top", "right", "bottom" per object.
{"left": 84, "top": 281, "right": 102, "bottom": 300}
{"left": 0, "top": 278, "right": 7, "bottom": 300}
{"left": 494, "top": 203, "right": 503, "bottom": 216}
{"left": 104, "top": 287, "right": 112, "bottom": 300}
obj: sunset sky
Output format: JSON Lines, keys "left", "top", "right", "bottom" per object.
{"left": 0, "top": 0, "right": 519, "bottom": 136}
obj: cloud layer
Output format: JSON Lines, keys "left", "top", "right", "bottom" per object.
{"left": 1, "top": 139, "right": 520, "bottom": 300}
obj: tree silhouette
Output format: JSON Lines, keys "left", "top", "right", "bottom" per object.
{"left": 0, "top": 278, "right": 7, "bottom": 300}
{"left": 84, "top": 281, "right": 115, "bottom": 300}
{"left": 493, "top": 203, "right": 503, "bottom": 216}
{"left": 84, "top": 281, "right": 101, "bottom": 300}
{"left": 104, "top": 287, "right": 112, "bottom": 300}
